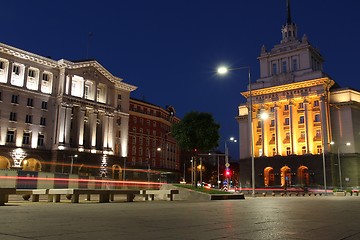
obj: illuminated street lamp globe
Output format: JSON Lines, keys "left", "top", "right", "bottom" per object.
{"left": 217, "top": 66, "right": 228, "bottom": 75}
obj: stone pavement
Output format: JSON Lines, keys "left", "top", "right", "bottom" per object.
{"left": 0, "top": 196, "right": 359, "bottom": 240}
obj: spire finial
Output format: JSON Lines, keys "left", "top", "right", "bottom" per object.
{"left": 286, "top": 0, "right": 292, "bottom": 24}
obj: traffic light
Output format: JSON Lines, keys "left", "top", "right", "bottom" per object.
{"left": 225, "top": 168, "right": 231, "bottom": 177}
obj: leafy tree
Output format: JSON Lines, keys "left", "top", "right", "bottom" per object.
{"left": 171, "top": 111, "right": 220, "bottom": 152}
{"left": 171, "top": 112, "right": 220, "bottom": 186}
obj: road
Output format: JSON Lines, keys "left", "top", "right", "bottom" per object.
{"left": 0, "top": 196, "right": 359, "bottom": 239}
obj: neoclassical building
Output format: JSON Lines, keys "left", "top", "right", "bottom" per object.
{"left": 0, "top": 42, "right": 137, "bottom": 177}
{"left": 237, "top": 1, "right": 360, "bottom": 188}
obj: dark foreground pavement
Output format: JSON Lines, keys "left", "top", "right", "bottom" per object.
{"left": 0, "top": 196, "right": 359, "bottom": 240}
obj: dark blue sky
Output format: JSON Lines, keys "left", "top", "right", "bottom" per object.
{"left": 2, "top": 1, "right": 360, "bottom": 159}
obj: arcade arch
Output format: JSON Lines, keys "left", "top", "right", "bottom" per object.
{"left": 112, "top": 164, "right": 122, "bottom": 180}
{"left": 280, "top": 166, "right": 291, "bottom": 187}
{"left": 0, "top": 156, "right": 11, "bottom": 169}
{"left": 22, "top": 158, "right": 42, "bottom": 171}
{"left": 263, "top": 167, "right": 274, "bottom": 187}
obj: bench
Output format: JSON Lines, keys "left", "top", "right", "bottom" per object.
{"left": 109, "top": 189, "right": 141, "bottom": 202}
{"left": 0, "top": 188, "right": 16, "bottom": 206}
{"left": 142, "top": 189, "right": 179, "bottom": 201}
{"left": 16, "top": 189, "right": 48, "bottom": 202}
{"left": 48, "top": 189, "right": 110, "bottom": 203}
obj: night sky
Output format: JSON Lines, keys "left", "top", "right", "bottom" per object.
{"left": 2, "top": 0, "right": 360, "bottom": 159}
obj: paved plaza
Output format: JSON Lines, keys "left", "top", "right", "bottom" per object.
{"left": 0, "top": 196, "right": 359, "bottom": 240}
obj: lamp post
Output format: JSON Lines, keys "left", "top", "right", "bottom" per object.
{"left": 70, "top": 154, "right": 78, "bottom": 174}
{"left": 330, "top": 141, "right": 350, "bottom": 190}
{"left": 217, "top": 66, "right": 254, "bottom": 196}
{"left": 224, "top": 137, "right": 237, "bottom": 187}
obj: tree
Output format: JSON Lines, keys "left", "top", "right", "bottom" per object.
{"left": 171, "top": 111, "right": 220, "bottom": 152}
{"left": 171, "top": 112, "right": 220, "bottom": 186}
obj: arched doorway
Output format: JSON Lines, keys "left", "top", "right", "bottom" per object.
{"left": 264, "top": 167, "right": 275, "bottom": 187}
{"left": 112, "top": 164, "right": 122, "bottom": 180}
{"left": 22, "top": 158, "right": 42, "bottom": 171}
{"left": 0, "top": 156, "right": 11, "bottom": 169}
{"left": 297, "top": 166, "right": 309, "bottom": 186}
{"left": 280, "top": 166, "right": 291, "bottom": 187}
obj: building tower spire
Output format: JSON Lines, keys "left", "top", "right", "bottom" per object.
{"left": 286, "top": 0, "right": 292, "bottom": 24}
{"left": 281, "top": 0, "right": 297, "bottom": 43}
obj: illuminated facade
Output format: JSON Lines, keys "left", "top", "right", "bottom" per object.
{"left": 128, "top": 98, "right": 180, "bottom": 181}
{"left": 237, "top": 1, "right": 360, "bottom": 188}
{"left": 0, "top": 42, "right": 137, "bottom": 177}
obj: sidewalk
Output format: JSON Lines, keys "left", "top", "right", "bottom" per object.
{"left": 0, "top": 196, "right": 359, "bottom": 239}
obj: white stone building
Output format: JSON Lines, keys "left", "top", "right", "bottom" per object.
{"left": 0, "top": 42, "right": 137, "bottom": 177}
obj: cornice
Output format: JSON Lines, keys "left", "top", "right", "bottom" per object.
{"left": 242, "top": 77, "right": 334, "bottom": 98}
{"left": 0, "top": 43, "right": 58, "bottom": 68}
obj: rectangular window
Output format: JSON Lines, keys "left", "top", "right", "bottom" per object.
{"left": 118, "top": 94, "right": 122, "bottom": 100}
{"left": 117, "top": 118, "right": 121, "bottom": 126}
{"left": 22, "top": 132, "right": 31, "bottom": 145}
{"left": 270, "top": 107, "right": 275, "bottom": 112}
{"left": 27, "top": 98, "right": 33, "bottom": 107}
{"left": 11, "top": 95, "right": 19, "bottom": 104}
{"left": 40, "top": 117, "right": 46, "bottom": 126}
{"left": 42, "top": 73, "right": 49, "bottom": 81}
{"left": 132, "top": 136, "right": 136, "bottom": 144}
{"left": 28, "top": 69, "right": 36, "bottom": 78}
{"left": 270, "top": 119, "right": 275, "bottom": 127}
{"left": 292, "top": 58, "right": 297, "bottom": 71}
{"left": 38, "top": 134, "right": 45, "bottom": 146}
{"left": 41, "top": 101, "right": 48, "bottom": 109}
{"left": 299, "top": 116, "right": 305, "bottom": 124}
{"left": 299, "top": 103, "right": 304, "bottom": 109}
{"left": 282, "top": 61, "right": 287, "bottom": 73}
{"left": 317, "top": 145, "right": 322, "bottom": 154}
{"left": 25, "top": 115, "right": 33, "bottom": 124}
{"left": 84, "top": 85, "right": 89, "bottom": 99}
{"left": 284, "top": 105, "right": 289, "bottom": 111}
{"left": 13, "top": 65, "right": 20, "bottom": 75}
{"left": 314, "top": 114, "right": 320, "bottom": 122}
{"left": 9, "top": 112, "right": 17, "bottom": 121}
{"left": 300, "top": 131, "right": 305, "bottom": 139}
{"left": 313, "top": 100, "right": 319, "bottom": 107}
{"left": 0, "top": 61, "right": 4, "bottom": 70}
{"left": 272, "top": 63, "right": 277, "bottom": 75}
{"left": 284, "top": 118, "right": 290, "bottom": 125}
{"left": 316, "top": 129, "right": 321, "bottom": 137}
{"left": 6, "top": 130, "right": 15, "bottom": 143}
{"left": 286, "top": 147, "right": 291, "bottom": 155}
{"left": 0, "top": 92, "right": 2, "bottom": 101}
{"left": 285, "top": 132, "right": 290, "bottom": 139}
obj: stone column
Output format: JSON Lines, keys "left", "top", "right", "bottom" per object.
{"left": 107, "top": 115, "right": 114, "bottom": 150}
{"left": 64, "top": 106, "right": 72, "bottom": 145}
{"left": 89, "top": 111, "right": 97, "bottom": 148}
{"left": 102, "top": 114, "right": 109, "bottom": 149}
{"left": 320, "top": 96, "right": 329, "bottom": 152}
{"left": 274, "top": 104, "right": 281, "bottom": 155}
{"left": 289, "top": 101, "right": 294, "bottom": 154}
{"left": 78, "top": 107, "right": 86, "bottom": 147}
{"left": 57, "top": 105, "right": 66, "bottom": 144}
{"left": 304, "top": 99, "right": 310, "bottom": 153}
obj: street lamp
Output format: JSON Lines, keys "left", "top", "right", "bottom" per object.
{"left": 217, "top": 65, "right": 254, "bottom": 196}
{"left": 70, "top": 154, "right": 78, "bottom": 174}
{"left": 330, "top": 141, "right": 351, "bottom": 190}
